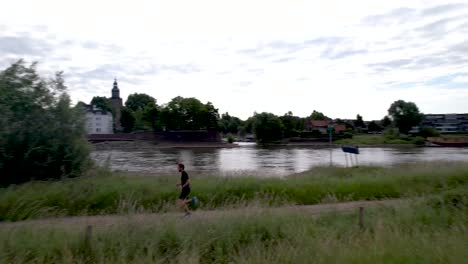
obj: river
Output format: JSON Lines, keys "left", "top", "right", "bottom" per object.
{"left": 91, "top": 143, "right": 468, "bottom": 176}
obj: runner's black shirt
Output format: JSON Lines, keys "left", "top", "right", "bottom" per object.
{"left": 181, "top": 171, "right": 189, "bottom": 188}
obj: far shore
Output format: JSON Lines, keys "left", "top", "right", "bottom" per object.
{"left": 92, "top": 140, "right": 240, "bottom": 150}
{"left": 91, "top": 140, "right": 423, "bottom": 150}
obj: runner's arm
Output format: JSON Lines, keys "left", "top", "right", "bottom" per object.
{"left": 182, "top": 179, "right": 190, "bottom": 188}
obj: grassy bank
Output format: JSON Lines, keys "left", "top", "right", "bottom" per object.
{"left": 1, "top": 162, "right": 467, "bottom": 221}
{"left": 0, "top": 194, "right": 466, "bottom": 263}
{"left": 334, "top": 134, "right": 422, "bottom": 145}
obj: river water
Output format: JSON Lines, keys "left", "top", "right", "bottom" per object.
{"left": 91, "top": 143, "right": 468, "bottom": 176}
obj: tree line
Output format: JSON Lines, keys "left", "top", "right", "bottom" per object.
{"left": 84, "top": 92, "right": 426, "bottom": 143}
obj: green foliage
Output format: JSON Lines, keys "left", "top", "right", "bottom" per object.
{"left": 388, "top": 100, "right": 424, "bottom": 134}
{"left": 354, "top": 114, "right": 365, "bottom": 127}
{"left": 384, "top": 127, "right": 400, "bottom": 140}
{"left": 252, "top": 112, "right": 284, "bottom": 143}
{"left": 120, "top": 107, "right": 136, "bottom": 133}
{"left": 219, "top": 112, "right": 244, "bottom": 134}
{"left": 411, "top": 136, "right": 426, "bottom": 145}
{"left": 381, "top": 116, "right": 392, "bottom": 128}
{"left": 125, "top": 93, "right": 156, "bottom": 112}
{"left": 0, "top": 60, "right": 91, "bottom": 185}
{"left": 419, "top": 127, "right": 440, "bottom": 138}
{"left": 279, "top": 112, "right": 304, "bottom": 138}
{"left": 227, "top": 134, "right": 235, "bottom": 143}
{"left": 335, "top": 134, "right": 414, "bottom": 145}
{"left": 122, "top": 93, "right": 159, "bottom": 132}
{"left": 90, "top": 96, "right": 112, "bottom": 113}
{"left": 1, "top": 162, "right": 467, "bottom": 221}
{"left": 367, "top": 121, "right": 383, "bottom": 132}
{"left": 310, "top": 110, "right": 328, "bottom": 120}
{"left": 141, "top": 103, "right": 159, "bottom": 130}
{"left": 159, "top": 96, "right": 219, "bottom": 130}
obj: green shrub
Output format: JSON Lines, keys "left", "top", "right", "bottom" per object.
{"left": 0, "top": 60, "right": 91, "bottom": 185}
{"left": 411, "top": 136, "right": 426, "bottom": 145}
{"left": 227, "top": 134, "right": 234, "bottom": 143}
{"left": 384, "top": 128, "right": 400, "bottom": 140}
{"left": 419, "top": 127, "right": 440, "bottom": 138}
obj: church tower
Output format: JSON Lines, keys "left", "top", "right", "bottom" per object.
{"left": 109, "top": 78, "right": 123, "bottom": 131}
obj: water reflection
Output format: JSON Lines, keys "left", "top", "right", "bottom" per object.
{"left": 91, "top": 145, "right": 468, "bottom": 177}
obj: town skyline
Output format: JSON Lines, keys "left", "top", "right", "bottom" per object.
{"left": 1, "top": 0, "right": 467, "bottom": 120}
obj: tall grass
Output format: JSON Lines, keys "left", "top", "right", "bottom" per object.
{"left": 0, "top": 195, "right": 466, "bottom": 263}
{"left": 0, "top": 162, "right": 467, "bottom": 221}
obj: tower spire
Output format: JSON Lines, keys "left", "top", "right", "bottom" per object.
{"left": 112, "top": 78, "right": 120, "bottom": 99}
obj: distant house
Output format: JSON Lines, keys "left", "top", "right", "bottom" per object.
{"left": 334, "top": 125, "right": 346, "bottom": 133}
{"left": 84, "top": 105, "right": 113, "bottom": 134}
{"left": 306, "top": 120, "right": 346, "bottom": 134}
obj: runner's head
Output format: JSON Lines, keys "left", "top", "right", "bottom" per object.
{"left": 178, "top": 163, "right": 185, "bottom": 172}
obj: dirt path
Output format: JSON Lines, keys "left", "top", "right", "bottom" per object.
{"left": 0, "top": 199, "right": 405, "bottom": 228}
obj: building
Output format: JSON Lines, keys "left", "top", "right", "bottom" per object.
{"left": 109, "top": 78, "right": 123, "bottom": 131}
{"left": 84, "top": 105, "right": 113, "bottom": 134}
{"left": 305, "top": 120, "right": 346, "bottom": 134}
{"left": 420, "top": 114, "right": 468, "bottom": 133}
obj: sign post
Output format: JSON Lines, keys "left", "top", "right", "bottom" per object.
{"left": 328, "top": 125, "right": 334, "bottom": 166}
{"left": 341, "top": 145, "right": 360, "bottom": 167}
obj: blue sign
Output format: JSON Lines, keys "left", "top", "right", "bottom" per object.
{"left": 342, "top": 146, "right": 359, "bottom": 154}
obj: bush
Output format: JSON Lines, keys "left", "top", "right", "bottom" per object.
{"left": 0, "top": 60, "right": 91, "bottom": 185}
{"left": 384, "top": 128, "right": 400, "bottom": 140}
{"left": 227, "top": 134, "right": 234, "bottom": 143}
{"left": 411, "top": 136, "right": 426, "bottom": 145}
{"left": 419, "top": 127, "right": 440, "bottom": 138}
{"left": 299, "top": 130, "right": 324, "bottom": 138}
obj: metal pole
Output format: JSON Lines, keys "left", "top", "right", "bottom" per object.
{"left": 329, "top": 129, "right": 332, "bottom": 166}
{"left": 359, "top": 207, "right": 364, "bottom": 229}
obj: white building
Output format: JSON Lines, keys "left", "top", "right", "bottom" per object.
{"left": 85, "top": 105, "right": 114, "bottom": 134}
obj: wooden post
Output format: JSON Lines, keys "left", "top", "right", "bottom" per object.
{"left": 85, "top": 225, "right": 92, "bottom": 248}
{"left": 359, "top": 207, "right": 364, "bottom": 229}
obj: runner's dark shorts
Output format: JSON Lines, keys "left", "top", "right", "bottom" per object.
{"left": 179, "top": 187, "right": 191, "bottom": 200}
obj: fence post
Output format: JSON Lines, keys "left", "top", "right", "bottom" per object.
{"left": 359, "top": 207, "right": 364, "bottom": 229}
{"left": 85, "top": 225, "right": 92, "bottom": 248}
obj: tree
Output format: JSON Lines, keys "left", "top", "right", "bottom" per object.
{"left": 141, "top": 104, "right": 160, "bottom": 130}
{"left": 279, "top": 111, "right": 303, "bottom": 138}
{"left": 382, "top": 116, "right": 392, "bottom": 128}
{"left": 368, "top": 121, "right": 383, "bottom": 132}
{"left": 0, "top": 60, "right": 91, "bottom": 185}
{"left": 219, "top": 112, "right": 243, "bottom": 134}
{"left": 90, "top": 96, "right": 112, "bottom": 113}
{"left": 310, "top": 110, "right": 328, "bottom": 120}
{"left": 75, "top": 101, "right": 87, "bottom": 109}
{"left": 354, "top": 114, "right": 365, "bottom": 128}
{"left": 120, "top": 107, "right": 136, "bottom": 133}
{"left": 125, "top": 93, "right": 156, "bottom": 112}
{"left": 123, "top": 93, "right": 158, "bottom": 131}
{"left": 388, "top": 100, "right": 423, "bottom": 134}
{"left": 159, "top": 96, "right": 220, "bottom": 130}
{"left": 252, "top": 112, "right": 284, "bottom": 143}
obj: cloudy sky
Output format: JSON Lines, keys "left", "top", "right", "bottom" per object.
{"left": 1, "top": 0, "right": 467, "bottom": 120}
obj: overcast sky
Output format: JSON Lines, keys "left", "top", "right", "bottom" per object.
{"left": 1, "top": 0, "right": 467, "bottom": 120}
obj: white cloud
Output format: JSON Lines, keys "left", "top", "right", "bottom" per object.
{"left": 453, "top": 75, "right": 468, "bottom": 83}
{"left": 1, "top": 0, "right": 468, "bottom": 120}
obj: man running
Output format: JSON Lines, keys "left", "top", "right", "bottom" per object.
{"left": 176, "top": 163, "right": 191, "bottom": 217}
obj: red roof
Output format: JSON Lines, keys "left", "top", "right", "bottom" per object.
{"left": 310, "top": 120, "right": 330, "bottom": 127}
{"left": 334, "top": 125, "right": 346, "bottom": 132}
